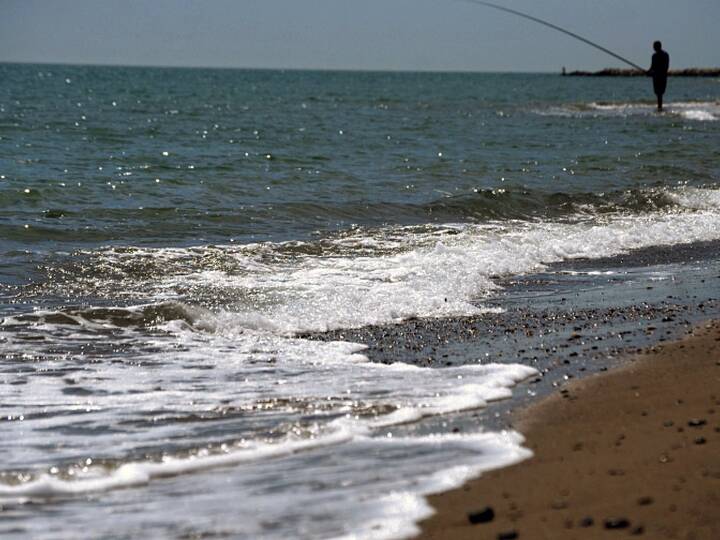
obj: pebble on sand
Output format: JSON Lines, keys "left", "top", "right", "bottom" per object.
{"left": 604, "top": 517, "right": 631, "bottom": 529}
{"left": 467, "top": 506, "right": 495, "bottom": 524}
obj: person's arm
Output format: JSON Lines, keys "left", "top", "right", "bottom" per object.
{"left": 647, "top": 53, "right": 663, "bottom": 77}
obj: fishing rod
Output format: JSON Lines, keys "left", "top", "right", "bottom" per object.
{"left": 459, "top": 0, "right": 645, "bottom": 72}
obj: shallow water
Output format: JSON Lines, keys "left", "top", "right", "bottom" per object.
{"left": 1, "top": 65, "right": 719, "bottom": 538}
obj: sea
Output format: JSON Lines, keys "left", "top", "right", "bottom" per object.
{"left": 1, "top": 64, "right": 719, "bottom": 539}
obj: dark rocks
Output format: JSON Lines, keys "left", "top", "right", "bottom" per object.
{"left": 688, "top": 418, "right": 707, "bottom": 427}
{"left": 467, "top": 506, "right": 495, "bottom": 524}
{"left": 694, "top": 437, "right": 707, "bottom": 445}
{"left": 637, "top": 496, "right": 654, "bottom": 506}
{"left": 579, "top": 516, "right": 595, "bottom": 527}
{"left": 567, "top": 67, "right": 720, "bottom": 77}
{"left": 497, "top": 531, "right": 519, "bottom": 540}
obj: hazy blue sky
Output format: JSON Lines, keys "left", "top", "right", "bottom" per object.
{"left": 1, "top": 0, "right": 718, "bottom": 72}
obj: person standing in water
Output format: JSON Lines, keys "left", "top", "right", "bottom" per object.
{"left": 647, "top": 41, "right": 670, "bottom": 111}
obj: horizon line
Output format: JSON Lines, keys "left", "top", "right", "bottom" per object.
{"left": 0, "top": 59, "right": 592, "bottom": 75}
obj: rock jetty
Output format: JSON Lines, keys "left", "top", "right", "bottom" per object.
{"left": 566, "top": 67, "right": 720, "bottom": 77}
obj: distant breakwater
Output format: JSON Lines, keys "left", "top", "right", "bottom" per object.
{"left": 566, "top": 67, "right": 720, "bottom": 77}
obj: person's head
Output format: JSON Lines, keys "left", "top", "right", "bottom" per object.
{"left": 653, "top": 41, "right": 662, "bottom": 52}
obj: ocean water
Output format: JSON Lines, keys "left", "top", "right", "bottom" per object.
{"left": 1, "top": 64, "right": 719, "bottom": 539}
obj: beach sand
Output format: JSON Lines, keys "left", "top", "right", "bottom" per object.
{"left": 417, "top": 320, "right": 720, "bottom": 540}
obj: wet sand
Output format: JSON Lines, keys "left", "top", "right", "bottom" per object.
{"left": 418, "top": 320, "right": 720, "bottom": 540}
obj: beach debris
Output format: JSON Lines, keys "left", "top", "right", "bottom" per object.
{"left": 467, "top": 506, "right": 495, "bottom": 524}
{"left": 604, "top": 517, "right": 631, "bottom": 530}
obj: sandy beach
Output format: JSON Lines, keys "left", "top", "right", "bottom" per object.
{"left": 418, "top": 320, "right": 720, "bottom": 540}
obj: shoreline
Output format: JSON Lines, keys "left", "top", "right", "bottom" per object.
{"left": 416, "top": 319, "right": 720, "bottom": 539}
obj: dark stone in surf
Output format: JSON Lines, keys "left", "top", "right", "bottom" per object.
{"left": 467, "top": 506, "right": 495, "bottom": 524}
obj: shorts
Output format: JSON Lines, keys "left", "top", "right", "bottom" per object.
{"left": 653, "top": 76, "right": 668, "bottom": 96}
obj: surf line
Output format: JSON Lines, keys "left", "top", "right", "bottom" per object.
{"left": 459, "top": 0, "right": 645, "bottom": 71}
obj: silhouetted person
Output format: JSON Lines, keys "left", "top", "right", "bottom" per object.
{"left": 647, "top": 41, "right": 669, "bottom": 111}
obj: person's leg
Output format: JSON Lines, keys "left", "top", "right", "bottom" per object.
{"left": 653, "top": 78, "right": 666, "bottom": 112}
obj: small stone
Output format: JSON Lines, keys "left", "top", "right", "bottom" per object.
{"left": 694, "top": 437, "right": 707, "bottom": 445}
{"left": 688, "top": 418, "right": 707, "bottom": 427}
{"left": 637, "top": 496, "right": 654, "bottom": 506}
{"left": 497, "top": 531, "right": 519, "bottom": 540}
{"left": 631, "top": 525, "right": 645, "bottom": 535}
{"left": 579, "top": 517, "right": 594, "bottom": 528}
{"left": 604, "top": 518, "right": 631, "bottom": 530}
{"left": 468, "top": 506, "right": 495, "bottom": 524}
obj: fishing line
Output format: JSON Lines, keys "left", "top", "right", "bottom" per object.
{"left": 459, "top": 0, "right": 645, "bottom": 71}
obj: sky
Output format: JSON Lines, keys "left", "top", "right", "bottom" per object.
{"left": 1, "top": 0, "right": 718, "bottom": 72}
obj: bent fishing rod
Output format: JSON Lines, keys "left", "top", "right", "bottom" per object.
{"left": 459, "top": 0, "right": 645, "bottom": 72}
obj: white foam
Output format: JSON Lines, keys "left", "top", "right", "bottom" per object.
{"left": 4, "top": 187, "right": 720, "bottom": 539}
{"left": 539, "top": 101, "right": 720, "bottom": 121}
{"left": 1, "top": 428, "right": 532, "bottom": 540}
{"left": 176, "top": 187, "right": 720, "bottom": 337}
{"left": 680, "top": 109, "right": 717, "bottom": 121}
{"left": 333, "top": 431, "right": 531, "bottom": 540}
{"left": 671, "top": 101, "right": 720, "bottom": 121}
{"left": 0, "top": 427, "right": 356, "bottom": 500}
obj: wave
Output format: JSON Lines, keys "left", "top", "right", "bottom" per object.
{"left": 424, "top": 185, "right": 686, "bottom": 220}
{"left": 538, "top": 100, "right": 720, "bottom": 121}
{"left": 0, "top": 360, "right": 534, "bottom": 501}
{"left": 0, "top": 429, "right": 531, "bottom": 539}
{"left": 3, "top": 185, "right": 717, "bottom": 249}
{"left": 11, "top": 187, "right": 720, "bottom": 337}
{"left": 0, "top": 348, "right": 535, "bottom": 540}
{"left": 1, "top": 302, "right": 210, "bottom": 331}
